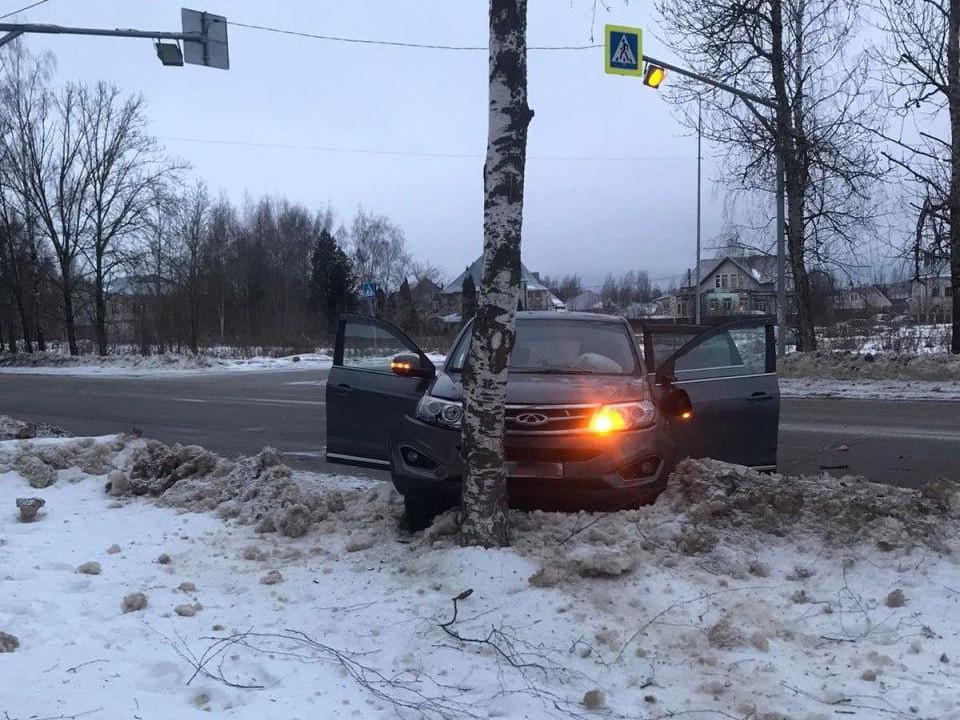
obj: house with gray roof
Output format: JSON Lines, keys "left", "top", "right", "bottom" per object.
{"left": 677, "top": 254, "right": 793, "bottom": 319}
{"left": 441, "top": 256, "right": 564, "bottom": 314}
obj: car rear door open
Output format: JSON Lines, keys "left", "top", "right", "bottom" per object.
{"left": 640, "top": 318, "right": 779, "bottom": 470}
{"left": 325, "top": 315, "right": 435, "bottom": 469}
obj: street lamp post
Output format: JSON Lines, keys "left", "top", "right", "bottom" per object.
{"left": 642, "top": 55, "right": 787, "bottom": 355}
{"left": 695, "top": 97, "right": 702, "bottom": 325}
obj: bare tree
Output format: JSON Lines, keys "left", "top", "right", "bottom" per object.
{"left": 0, "top": 212, "right": 32, "bottom": 351}
{"left": 349, "top": 208, "right": 410, "bottom": 294}
{"left": 411, "top": 260, "right": 442, "bottom": 283}
{"left": 875, "top": 0, "right": 960, "bottom": 352}
{"left": 0, "top": 41, "right": 54, "bottom": 353}
{"left": 459, "top": 0, "right": 534, "bottom": 548}
{"left": 175, "top": 181, "right": 209, "bottom": 353}
{"left": 138, "top": 182, "right": 180, "bottom": 353}
{"left": 77, "top": 81, "right": 181, "bottom": 355}
{"left": 204, "top": 194, "right": 236, "bottom": 346}
{"left": 657, "top": 0, "right": 881, "bottom": 350}
{"left": 4, "top": 76, "right": 91, "bottom": 356}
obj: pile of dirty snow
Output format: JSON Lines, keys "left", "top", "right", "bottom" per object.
{"left": 107, "top": 440, "right": 387, "bottom": 540}
{"left": 661, "top": 458, "right": 959, "bottom": 552}
{"left": 780, "top": 350, "right": 960, "bottom": 401}
{"left": 0, "top": 435, "right": 131, "bottom": 487}
{"left": 0, "top": 415, "right": 69, "bottom": 441}
{"left": 3, "top": 435, "right": 960, "bottom": 719}
{"left": 781, "top": 349, "right": 960, "bottom": 381}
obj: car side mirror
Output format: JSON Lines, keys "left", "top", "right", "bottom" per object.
{"left": 663, "top": 386, "right": 693, "bottom": 421}
{"left": 390, "top": 353, "right": 435, "bottom": 379}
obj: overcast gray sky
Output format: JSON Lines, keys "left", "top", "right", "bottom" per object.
{"left": 16, "top": 0, "right": 761, "bottom": 289}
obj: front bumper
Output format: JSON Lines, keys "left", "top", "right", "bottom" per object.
{"left": 389, "top": 415, "right": 676, "bottom": 511}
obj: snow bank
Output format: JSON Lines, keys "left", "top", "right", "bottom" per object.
{"left": 663, "top": 458, "right": 958, "bottom": 551}
{"left": 780, "top": 350, "right": 960, "bottom": 401}
{"left": 781, "top": 349, "right": 960, "bottom": 381}
{"left": 819, "top": 322, "right": 950, "bottom": 355}
{"left": 3, "top": 436, "right": 960, "bottom": 719}
{"left": 0, "top": 351, "right": 332, "bottom": 377}
{"left": 780, "top": 376, "right": 960, "bottom": 401}
{"left": 0, "top": 415, "right": 69, "bottom": 441}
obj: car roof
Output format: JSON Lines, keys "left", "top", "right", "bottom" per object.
{"left": 515, "top": 310, "right": 624, "bottom": 323}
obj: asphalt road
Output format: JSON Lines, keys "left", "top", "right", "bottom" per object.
{"left": 2, "top": 368, "right": 958, "bottom": 488}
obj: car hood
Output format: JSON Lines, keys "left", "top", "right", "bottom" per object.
{"left": 430, "top": 371, "right": 649, "bottom": 405}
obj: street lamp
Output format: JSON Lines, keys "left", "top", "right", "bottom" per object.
{"left": 638, "top": 53, "right": 787, "bottom": 355}
{"left": 643, "top": 64, "right": 666, "bottom": 88}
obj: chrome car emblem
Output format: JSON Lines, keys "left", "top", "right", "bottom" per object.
{"left": 515, "top": 412, "right": 549, "bottom": 426}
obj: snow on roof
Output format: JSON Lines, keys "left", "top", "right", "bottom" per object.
{"left": 442, "top": 255, "right": 546, "bottom": 294}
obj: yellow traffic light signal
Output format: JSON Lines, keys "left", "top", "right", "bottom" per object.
{"left": 643, "top": 64, "right": 666, "bottom": 88}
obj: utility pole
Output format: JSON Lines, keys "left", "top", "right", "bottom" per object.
{"left": 642, "top": 53, "right": 786, "bottom": 354}
{"left": 695, "top": 97, "right": 702, "bottom": 325}
{"left": 776, "top": 149, "right": 786, "bottom": 356}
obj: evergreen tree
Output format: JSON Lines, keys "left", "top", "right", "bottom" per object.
{"left": 396, "top": 278, "right": 418, "bottom": 334}
{"left": 309, "top": 229, "right": 356, "bottom": 336}
{"left": 461, "top": 268, "right": 477, "bottom": 325}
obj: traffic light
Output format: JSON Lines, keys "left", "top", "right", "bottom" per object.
{"left": 643, "top": 64, "right": 666, "bottom": 89}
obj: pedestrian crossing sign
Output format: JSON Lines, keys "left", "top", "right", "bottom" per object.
{"left": 604, "top": 24, "right": 643, "bottom": 77}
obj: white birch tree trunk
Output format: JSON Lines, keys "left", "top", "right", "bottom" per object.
{"left": 459, "top": 0, "right": 533, "bottom": 548}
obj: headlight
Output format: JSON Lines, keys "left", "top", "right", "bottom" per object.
{"left": 416, "top": 395, "right": 463, "bottom": 429}
{"left": 589, "top": 401, "right": 656, "bottom": 434}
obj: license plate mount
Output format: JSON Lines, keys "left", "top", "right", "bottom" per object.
{"left": 507, "top": 461, "right": 563, "bottom": 479}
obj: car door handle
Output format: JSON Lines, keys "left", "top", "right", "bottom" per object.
{"left": 746, "top": 392, "right": 776, "bottom": 402}
{"left": 332, "top": 383, "right": 355, "bottom": 395}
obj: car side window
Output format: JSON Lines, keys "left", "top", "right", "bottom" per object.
{"left": 648, "top": 331, "right": 700, "bottom": 370}
{"left": 675, "top": 332, "right": 744, "bottom": 372}
{"left": 728, "top": 327, "right": 768, "bottom": 374}
{"left": 341, "top": 320, "right": 418, "bottom": 373}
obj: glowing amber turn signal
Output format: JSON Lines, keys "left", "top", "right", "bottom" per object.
{"left": 589, "top": 407, "right": 628, "bottom": 434}
{"left": 680, "top": 411, "right": 692, "bottom": 420}
{"left": 391, "top": 361, "right": 412, "bottom": 372}
{"left": 643, "top": 64, "right": 666, "bottom": 88}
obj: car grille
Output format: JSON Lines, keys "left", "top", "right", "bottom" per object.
{"left": 505, "top": 446, "right": 601, "bottom": 463}
{"left": 504, "top": 404, "right": 598, "bottom": 435}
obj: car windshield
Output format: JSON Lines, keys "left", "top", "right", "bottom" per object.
{"left": 448, "top": 319, "right": 639, "bottom": 375}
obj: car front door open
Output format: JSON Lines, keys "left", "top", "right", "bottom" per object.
{"left": 641, "top": 318, "right": 780, "bottom": 470}
{"left": 325, "top": 315, "right": 435, "bottom": 469}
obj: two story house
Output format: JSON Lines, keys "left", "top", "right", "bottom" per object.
{"left": 910, "top": 274, "right": 953, "bottom": 323}
{"left": 677, "top": 254, "right": 790, "bottom": 320}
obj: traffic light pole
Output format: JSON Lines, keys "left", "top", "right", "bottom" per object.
{"left": 695, "top": 98, "right": 702, "bottom": 325}
{"left": 0, "top": 22, "right": 201, "bottom": 47}
{"left": 643, "top": 53, "right": 788, "bottom": 356}
{"left": 0, "top": 12, "right": 229, "bottom": 70}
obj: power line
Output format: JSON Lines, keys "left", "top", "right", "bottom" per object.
{"left": 227, "top": 19, "right": 601, "bottom": 52}
{"left": 0, "top": 0, "right": 51, "bottom": 20}
{"left": 160, "top": 135, "right": 478, "bottom": 159}
{"left": 158, "top": 134, "right": 701, "bottom": 163}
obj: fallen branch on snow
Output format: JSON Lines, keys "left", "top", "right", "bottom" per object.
{"left": 153, "top": 622, "right": 478, "bottom": 720}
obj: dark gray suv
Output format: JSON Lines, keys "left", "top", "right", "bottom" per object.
{"left": 326, "top": 312, "right": 779, "bottom": 526}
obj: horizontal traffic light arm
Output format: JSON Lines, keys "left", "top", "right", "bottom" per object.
{"left": 642, "top": 53, "right": 777, "bottom": 110}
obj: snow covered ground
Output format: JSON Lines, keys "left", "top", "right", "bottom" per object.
{"left": 3, "top": 434, "right": 959, "bottom": 719}
{"left": 0, "top": 351, "right": 448, "bottom": 378}
{"left": 780, "top": 350, "right": 960, "bottom": 401}
{"left": 780, "top": 377, "right": 960, "bottom": 401}
{"left": 0, "top": 351, "right": 334, "bottom": 377}
{"left": 818, "top": 323, "right": 950, "bottom": 356}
